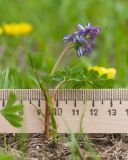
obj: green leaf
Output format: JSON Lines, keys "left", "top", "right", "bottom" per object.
{"left": 27, "top": 52, "right": 43, "bottom": 70}
{"left": 1, "top": 112, "right": 23, "bottom": 127}
{"left": 4, "top": 104, "right": 24, "bottom": 113}
{"left": 0, "top": 92, "right": 24, "bottom": 128}
{"left": 1, "top": 112, "right": 23, "bottom": 121}
{"left": 6, "top": 119, "right": 22, "bottom": 127}
{"left": 88, "top": 70, "right": 99, "bottom": 79}
{"left": 5, "top": 92, "right": 16, "bottom": 107}
{"left": 42, "top": 74, "right": 52, "bottom": 84}
{"left": 100, "top": 74, "right": 108, "bottom": 80}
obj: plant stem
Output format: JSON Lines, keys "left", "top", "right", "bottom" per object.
{"left": 29, "top": 55, "right": 57, "bottom": 141}
{"left": 51, "top": 45, "right": 74, "bottom": 75}
{"left": 76, "top": 145, "right": 89, "bottom": 160}
{"left": 44, "top": 101, "right": 50, "bottom": 139}
{"left": 43, "top": 45, "right": 73, "bottom": 140}
{"left": 51, "top": 79, "right": 65, "bottom": 101}
{"left": 30, "top": 45, "right": 73, "bottom": 140}
{"left": 3, "top": 133, "right": 7, "bottom": 152}
{"left": 31, "top": 103, "right": 45, "bottom": 118}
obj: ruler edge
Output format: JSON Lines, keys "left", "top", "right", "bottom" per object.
{"left": 0, "top": 89, "right": 127, "bottom": 101}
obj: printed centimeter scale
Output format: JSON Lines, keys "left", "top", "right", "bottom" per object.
{"left": 1, "top": 89, "right": 128, "bottom": 133}
{"left": 0, "top": 89, "right": 128, "bottom": 116}
{"left": 1, "top": 89, "right": 128, "bottom": 116}
{"left": 0, "top": 89, "right": 128, "bottom": 101}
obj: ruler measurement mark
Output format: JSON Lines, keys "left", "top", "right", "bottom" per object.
{"left": 82, "top": 89, "right": 84, "bottom": 101}
{"left": 120, "top": 99, "right": 122, "bottom": 104}
{"left": 119, "top": 89, "right": 122, "bottom": 104}
{"left": 83, "top": 90, "right": 85, "bottom": 104}
{"left": 110, "top": 99, "right": 113, "bottom": 107}
{"left": 121, "top": 89, "right": 123, "bottom": 102}
{"left": 100, "top": 89, "right": 103, "bottom": 104}
{"left": 65, "top": 90, "right": 67, "bottom": 104}
{"left": 38, "top": 99, "right": 41, "bottom": 107}
{"left": 92, "top": 99, "right": 95, "bottom": 107}
{"left": 0, "top": 89, "right": 128, "bottom": 101}
{"left": 29, "top": 99, "right": 32, "bottom": 104}
{"left": 74, "top": 99, "right": 77, "bottom": 107}
{"left": 2, "top": 99, "right": 5, "bottom": 107}
{"left": 56, "top": 99, "right": 59, "bottom": 107}
{"left": 92, "top": 90, "right": 95, "bottom": 107}
{"left": 1, "top": 89, "right": 128, "bottom": 133}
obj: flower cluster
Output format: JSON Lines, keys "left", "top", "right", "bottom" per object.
{"left": 1, "top": 22, "right": 33, "bottom": 36}
{"left": 89, "top": 66, "right": 116, "bottom": 79}
{"left": 63, "top": 23, "right": 100, "bottom": 56}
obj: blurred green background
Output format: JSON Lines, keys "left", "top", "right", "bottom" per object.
{"left": 0, "top": 0, "right": 128, "bottom": 88}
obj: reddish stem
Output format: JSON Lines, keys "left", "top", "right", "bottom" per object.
{"left": 44, "top": 45, "right": 73, "bottom": 139}
{"left": 44, "top": 102, "right": 50, "bottom": 139}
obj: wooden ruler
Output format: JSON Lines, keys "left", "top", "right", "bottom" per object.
{"left": 0, "top": 89, "right": 128, "bottom": 133}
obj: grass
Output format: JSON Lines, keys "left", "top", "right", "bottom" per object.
{"left": 0, "top": 152, "right": 14, "bottom": 160}
{"left": 14, "top": 134, "right": 28, "bottom": 152}
{"left": 0, "top": 148, "right": 27, "bottom": 160}
{"left": 0, "top": 133, "right": 28, "bottom": 160}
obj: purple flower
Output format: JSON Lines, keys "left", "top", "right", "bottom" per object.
{"left": 75, "top": 35, "right": 92, "bottom": 56}
{"left": 63, "top": 33, "right": 77, "bottom": 43}
{"left": 62, "top": 23, "right": 100, "bottom": 56}
{"left": 85, "top": 23, "right": 100, "bottom": 45}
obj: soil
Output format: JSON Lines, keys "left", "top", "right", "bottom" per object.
{"left": 27, "top": 134, "right": 70, "bottom": 160}
{"left": 0, "top": 134, "right": 128, "bottom": 160}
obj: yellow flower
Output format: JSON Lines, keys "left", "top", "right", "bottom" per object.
{"left": 89, "top": 66, "right": 116, "bottom": 79}
{"left": 0, "top": 27, "right": 3, "bottom": 35}
{"left": 106, "top": 68, "right": 116, "bottom": 79}
{"left": 2, "top": 22, "right": 33, "bottom": 35}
